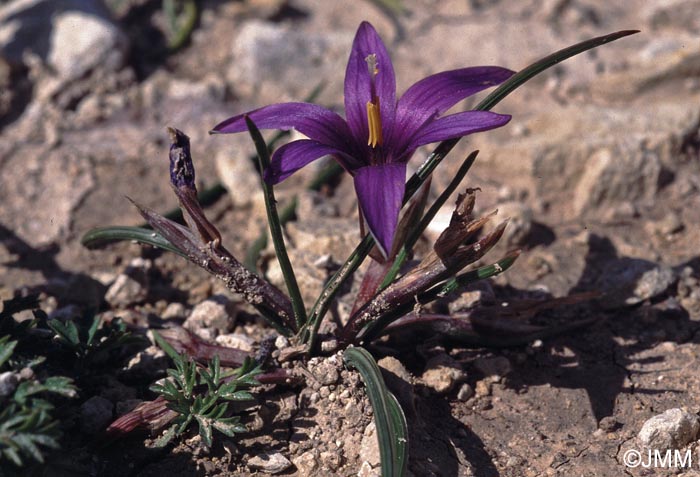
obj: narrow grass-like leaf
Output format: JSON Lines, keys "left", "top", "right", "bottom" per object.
{"left": 245, "top": 116, "right": 307, "bottom": 330}
{"left": 367, "top": 0, "right": 407, "bottom": 15}
{"left": 476, "top": 30, "right": 639, "bottom": 112}
{"left": 301, "top": 234, "right": 375, "bottom": 349}
{"left": 152, "top": 330, "right": 183, "bottom": 363}
{"left": 403, "top": 30, "right": 640, "bottom": 202}
{"left": 246, "top": 161, "right": 343, "bottom": 272}
{"left": 436, "top": 249, "right": 521, "bottom": 297}
{"left": 386, "top": 392, "right": 408, "bottom": 469}
{"left": 360, "top": 251, "right": 520, "bottom": 343}
{"left": 344, "top": 347, "right": 408, "bottom": 477}
{"left": 81, "top": 226, "right": 186, "bottom": 257}
{"left": 3, "top": 446, "right": 22, "bottom": 466}
{"left": 147, "top": 84, "right": 324, "bottom": 231}
{"left": 244, "top": 197, "right": 298, "bottom": 273}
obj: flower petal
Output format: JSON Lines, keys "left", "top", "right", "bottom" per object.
{"left": 391, "top": 67, "right": 514, "bottom": 147}
{"left": 344, "top": 22, "right": 397, "bottom": 145}
{"left": 211, "top": 102, "right": 356, "bottom": 152}
{"left": 353, "top": 163, "right": 406, "bottom": 258}
{"left": 264, "top": 139, "right": 358, "bottom": 184}
{"left": 401, "top": 111, "right": 511, "bottom": 158}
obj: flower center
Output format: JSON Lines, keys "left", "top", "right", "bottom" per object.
{"left": 364, "top": 54, "right": 383, "bottom": 148}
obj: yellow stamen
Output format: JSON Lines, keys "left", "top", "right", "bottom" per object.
{"left": 366, "top": 99, "right": 383, "bottom": 147}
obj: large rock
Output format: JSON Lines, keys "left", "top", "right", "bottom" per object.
{"left": 458, "top": 100, "right": 700, "bottom": 221}
{"left": 0, "top": 0, "right": 127, "bottom": 82}
{"left": 226, "top": 20, "right": 352, "bottom": 103}
{"left": 0, "top": 145, "right": 94, "bottom": 246}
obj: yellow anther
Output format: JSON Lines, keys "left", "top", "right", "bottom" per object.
{"left": 366, "top": 100, "right": 383, "bottom": 147}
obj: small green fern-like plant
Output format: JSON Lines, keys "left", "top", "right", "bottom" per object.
{"left": 47, "top": 314, "right": 144, "bottom": 364}
{"left": 0, "top": 334, "right": 76, "bottom": 468}
{"left": 150, "top": 332, "right": 261, "bottom": 447}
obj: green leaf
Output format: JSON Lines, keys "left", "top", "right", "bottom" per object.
{"left": 4, "top": 446, "right": 23, "bottom": 466}
{"left": 198, "top": 394, "right": 218, "bottom": 415}
{"left": 206, "top": 403, "right": 228, "bottom": 420}
{"left": 177, "top": 413, "right": 194, "bottom": 435}
{"left": 220, "top": 390, "right": 254, "bottom": 402}
{"left": 81, "top": 226, "right": 187, "bottom": 258}
{"left": 0, "top": 404, "right": 62, "bottom": 468}
{"left": 367, "top": 0, "right": 407, "bottom": 16}
{"left": 195, "top": 415, "right": 213, "bottom": 448}
{"left": 437, "top": 250, "right": 521, "bottom": 297}
{"left": 184, "top": 361, "right": 197, "bottom": 397}
{"left": 47, "top": 319, "right": 80, "bottom": 347}
{"left": 360, "top": 251, "right": 521, "bottom": 343}
{"left": 475, "top": 30, "right": 640, "bottom": 112}
{"left": 26, "top": 432, "right": 60, "bottom": 450}
{"left": 163, "top": 0, "right": 198, "bottom": 51}
{"left": 302, "top": 235, "right": 375, "bottom": 349}
{"left": 344, "top": 347, "right": 408, "bottom": 477}
{"left": 41, "top": 376, "right": 77, "bottom": 398}
{"left": 403, "top": 30, "right": 640, "bottom": 203}
{"left": 12, "top": 433, "right": 44, "bottom": 464}
{"left": 0, "top": 337, "right": 17, "bottom": 369}
{"left": 212, "top": 417, "right": 246, "bottom": 437}
{"left": 86, "top": 315, "right": 101, "bottom": 347}
{"left": 151, "top": 330, "right": 183, "bottom": 363}
{"left": 210, "top": 354, "right": 221, "bottom": 387}
{"left": 154, "top": 424, "right": 178, "bottom": 448}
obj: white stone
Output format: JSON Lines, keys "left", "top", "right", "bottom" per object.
{"left": 248, "top": 452, "right": 292, "bottom": 474}
{"left": 639, "top": 408, "right": 700, "bottom": 451}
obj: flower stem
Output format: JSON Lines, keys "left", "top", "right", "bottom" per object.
{"left": 301, "top": 234, "right": 375, "bottom": 350}
{"left": 245, "top": 116, "right": 307, "bottom": 331}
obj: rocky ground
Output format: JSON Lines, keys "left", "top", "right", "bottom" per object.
{"left": 2, "top": 0, "right": 700, "bottom": 476}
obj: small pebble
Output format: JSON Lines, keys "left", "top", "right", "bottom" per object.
{"left": 475, "top": 380, "right": 492, "bottom": 397}
{"left": 247, "top": 452, "right": 292, "bottom": 474}
{"left": 457, "top": 383, "right": 475, "bottom": 401}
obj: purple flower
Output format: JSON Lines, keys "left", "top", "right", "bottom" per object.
{"left": 212, "top": 21, "right": 513, "bottom": 256}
